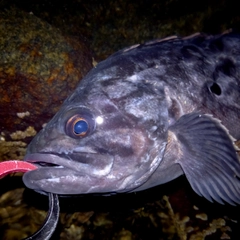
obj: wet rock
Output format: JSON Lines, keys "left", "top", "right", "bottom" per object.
{"left": 0, "top": 9, "right": 93, "bottom": 160}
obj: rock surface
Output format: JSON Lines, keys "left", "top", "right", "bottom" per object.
{"left": 0, "top": 9, "right": 93, "bottom": 160}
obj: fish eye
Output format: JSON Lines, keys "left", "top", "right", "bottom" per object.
{"left": 73, "top": 118, "right": 88, "bottom": 135}
{"left": 65, "top": 113, "right": 95, "bottom": 138}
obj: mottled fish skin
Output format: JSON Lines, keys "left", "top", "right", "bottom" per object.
{"left": 23, "top": 32, "right": 240, "bottom": 205}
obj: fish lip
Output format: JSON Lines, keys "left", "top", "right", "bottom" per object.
{"left": 24, "top": 152, "right": 94, "bottom": 166}
{"left": 24, "top": 152, "right": 114, "bottom": 177}
{"left": 24, "top": 153, "right": 72, "bottom": 169}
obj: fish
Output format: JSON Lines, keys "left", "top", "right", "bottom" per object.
{"left": 23, "top": 32, "right": 240, "bottom": 205}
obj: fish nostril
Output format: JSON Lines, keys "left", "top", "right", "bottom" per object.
{"left": 209, "top": 82, "right": 222, "bottom": 96}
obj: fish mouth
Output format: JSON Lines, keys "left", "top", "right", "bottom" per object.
{"left": 23, "top": 152, "right": 114, "bottom": 177}
{"left": 23, "top": 152, "right": 115, "bottom": 194}
{"left": 24, "top": 153, "right": 62, "bottom": 167}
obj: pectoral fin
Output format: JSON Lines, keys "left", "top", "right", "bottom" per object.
{"left": 169, "top": 112, "right": 240, "bottom": 205}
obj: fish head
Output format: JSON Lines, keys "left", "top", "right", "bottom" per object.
{"left": 23, "top": 72, "right": 169, "bottom": 195}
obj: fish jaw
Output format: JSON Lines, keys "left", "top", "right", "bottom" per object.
{"left": 23, "top": 152, "right": 116, "bottom": 194}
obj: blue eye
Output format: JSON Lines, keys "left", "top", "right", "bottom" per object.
{"left": 66, "top": 113, "right": 95, "bottom": 138}
{"left": 73, "top": 119, "right": 88, "bottom": 135}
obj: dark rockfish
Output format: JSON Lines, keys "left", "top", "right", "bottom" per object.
{"left": 23, "top": 32, "right": 240, "bottom": 205}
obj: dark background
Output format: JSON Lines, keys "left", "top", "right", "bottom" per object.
{"left": 1, "top": 0, "right": 240, "bottom": 60}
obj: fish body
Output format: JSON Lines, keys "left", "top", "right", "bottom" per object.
{"left": 23, "top": 32, "right": 240, "bottom": 205}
